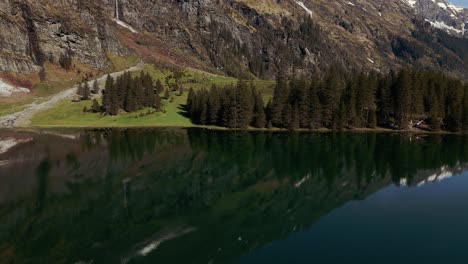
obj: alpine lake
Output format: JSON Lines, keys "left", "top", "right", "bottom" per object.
{"left": 0, "top": 128, "right": 467, "bottom": 263}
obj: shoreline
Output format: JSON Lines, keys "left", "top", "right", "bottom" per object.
{"left": 4, "top": 124, "right": 465, "bottom": 135}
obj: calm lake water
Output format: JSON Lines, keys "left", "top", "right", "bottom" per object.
{"left": 0, "top": 129, "right": 467, "bottom": 263}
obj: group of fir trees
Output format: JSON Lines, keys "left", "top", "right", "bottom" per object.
{"left": 76, "top": 81, "right": 91, "bottom": 100}
{"left": 101, "top": 72, "right": 162, "bottom": 115}
{"left": 186, "top": 81, "right": 266, "bottom": 129}
{"left": 187, "top": 68, "right": 468, "bottom": 132}
{"left": 268, "top": 68, "right": 468, "bottom": 132}
{"left": 77, "top": 79, "right": 100, "bottom": 101}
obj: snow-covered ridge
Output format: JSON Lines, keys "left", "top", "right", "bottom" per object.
{"left": 425, "top": 19, "right": 464, "bottom": 35}
{"left": 402, "top": 0, "right": 466, "bottom": 14}
{"left": 401, "top": 0, "right": 467, "bottom": 36}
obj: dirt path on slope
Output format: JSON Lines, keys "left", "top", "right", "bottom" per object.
{"left": 0, "top": 63, "right": 144, "bottom": 128}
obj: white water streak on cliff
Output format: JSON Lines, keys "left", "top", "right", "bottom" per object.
{"left": 114, "top": 0, "right": 138, "bottom": 33}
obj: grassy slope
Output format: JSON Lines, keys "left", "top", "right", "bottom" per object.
{"left": 0, "top": 55, "right": 138, "bottom": 117}
{"left": 31, "top": 64, "right": 275, "bottom": 128}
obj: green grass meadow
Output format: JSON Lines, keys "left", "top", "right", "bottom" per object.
{"left": 31, "top": 64, "right": 275, "bottom": 128}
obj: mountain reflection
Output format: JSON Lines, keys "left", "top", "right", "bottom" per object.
{"left": 0, "top": 129, "right": 466, "bottom": 263}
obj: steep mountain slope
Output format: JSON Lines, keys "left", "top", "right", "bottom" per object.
{"left": 402, "top": 0, "right": 467, "bottom": 37}
{"left": 0, "top": 0, "right": 467, "bottom": 87}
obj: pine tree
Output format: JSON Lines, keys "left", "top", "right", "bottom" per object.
{"left": 104, "top": 74, "right": 119, "bottom": 115}
{"left": 92, "top": 79, "right": 99, "bottom": 94}
{"left": 463, "top": 85, "right": 468, "bottom": 133}
{"left": 264, "top": 98, "right": 272, "bottom": 121}
{"left": 200, "top": 101, "right": 208, "bottom": 125}
{"left": 297, "top": 79, "right": 310, "bottom": 128}
{"left": 252, "top": 91, "right": 266, "bottom": 128}
{"left": 443, "top": 80, "right": 463, "bottom": 132}
{"left": 154, "top": 94, "right": 162, "bottom": 111}
{"left": 337, "top": 97, "right": 347, "bottom": 130}
{"left": 282, "top": 104, "right": 292, "bottom": 129}
{"left": 155, "top": 79, "right": 164, "bottom": 94}
{"left": 430, "top": 102, "right": 440, "bottom": 131}
{"left": 82, "top": 82, "right": 90, "bottom": 100}
{"left": 91, "top": 99, "right": 101, "bottom": 113}
{"left": 77, "top": 83, "right": 84, "bottom": 98}
{"left": 394, "top": 69, "right": 412, "bottom": 129}
{"left": 345, "top": 76, "right": 358, "bottom": 127}
{"left": 369, "top": 110, "right": 377, "bottom": 129}
{"left": 355, "top": 73, "right": 367, "bottom": 127}
{"left": 208, "top": 85, "right": 220, "bottom": 125}
{"left": 134, "top": 76, "right": 144, "bottom": 108}
{"left": 145, "top": 85, "right": 155, "bottom": 108}
{"left": 308, "top": 80, "right": 322, "bottom": 129}
{"left": 289, "top": 104, "right": 300, "bottom": 130}
{"left": 164, "top": 88, "right": 170, "bottom": 99}
{"left": 264, "top": 120, "right": 271, "bottom": 129}
{"left": 376, "top": 76, "right": 393, "bottom": 127}
{"left": 125, "top": 78, "right": 137, "bottom": 112}
{"left": 320, "top": 69, "right": 343, "bottom": 128}
{"left": 410, "top": 72, "right": 424, "bottom": 118}
{"left": 271, "top": 74, "right": 289, "bottom": 127}
{"left": 117, "top": 73, "right": 129, "bottom": 109}
{"left": 236, "top": 81, "right": 254, "bottom": 128}
{"left": 187, "top": 87, "right": 195, "bottom": 111}
{"left": 103, "top": 75, "right": 112, "bottom": 114}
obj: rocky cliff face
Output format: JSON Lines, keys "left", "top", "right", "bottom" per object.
{"left": 0, "top": 0, "right": 467, "bottom": 80}
{"left": 0, "top": 0, "right": 126, "bottom": 74}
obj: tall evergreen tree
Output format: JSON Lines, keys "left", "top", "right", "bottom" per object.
{"left": 125, "top": 77, "right": 138, "bottom": 112}
{"left": 308, "top": 80, "right": 322, "bottom": 129}
{"left": 155, "top": 79, "right": 164, "bottom": 94}
{"left": 463, "top": 85, "right": 468, "bottom": 133}
{"left": 82, "top": 82, "right": 90, "bottom": 100}
{"left": 337, "top": 97, "right": 347, "bottom": 130}
{"left": 164, "top": 88, "right": 170, "bottom": 99}
{"left": 252, "top": 91, "right": 266, "bottom": 128}
{"left": 320, "top": 69, "right": 342, "bottom": 128}
{"left": 77, "top": 83, "right": 84, "bottom": 97}
{"left": 91, "top": 99, "right": 101, "bottom": 113}
{"left": 92, "top": 79, "right": 99, "bottom": 94}
{"left": 394, "top": 69, "right": 412, "bottom": 129}
{"left": 271, "top": 74, "right": 289, "bottom": 127}
{"left": 208, "top": 85, "right": 220, "bottom": 125}
{"left": 236, "top": 81, "right": 254, "bottom": 129}
{"left": 289, "top": 104, "right": 300, "bottom": 130}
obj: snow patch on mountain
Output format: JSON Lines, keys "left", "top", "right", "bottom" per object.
{"left": 0, "top": 79, "right": 29, "bottom": 97}
{"left": 403, "top": 0, "right": 418, "bottom": 7}
{"left": 401, "top": 0, "right": 467, "bottom": 36}
{"left": 425, "top": 19, "right": 463, "bottom": 34}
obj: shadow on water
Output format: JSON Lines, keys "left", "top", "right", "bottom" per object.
{"left": 0, "top": 129, "right": 466, "bottom": 263}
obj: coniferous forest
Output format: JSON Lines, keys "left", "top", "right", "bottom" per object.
{"left": 100, "top": 72, "right": 162, "bottom": 115}
{"left": 187, "top": 69, "right": 468, "bottom": 132}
